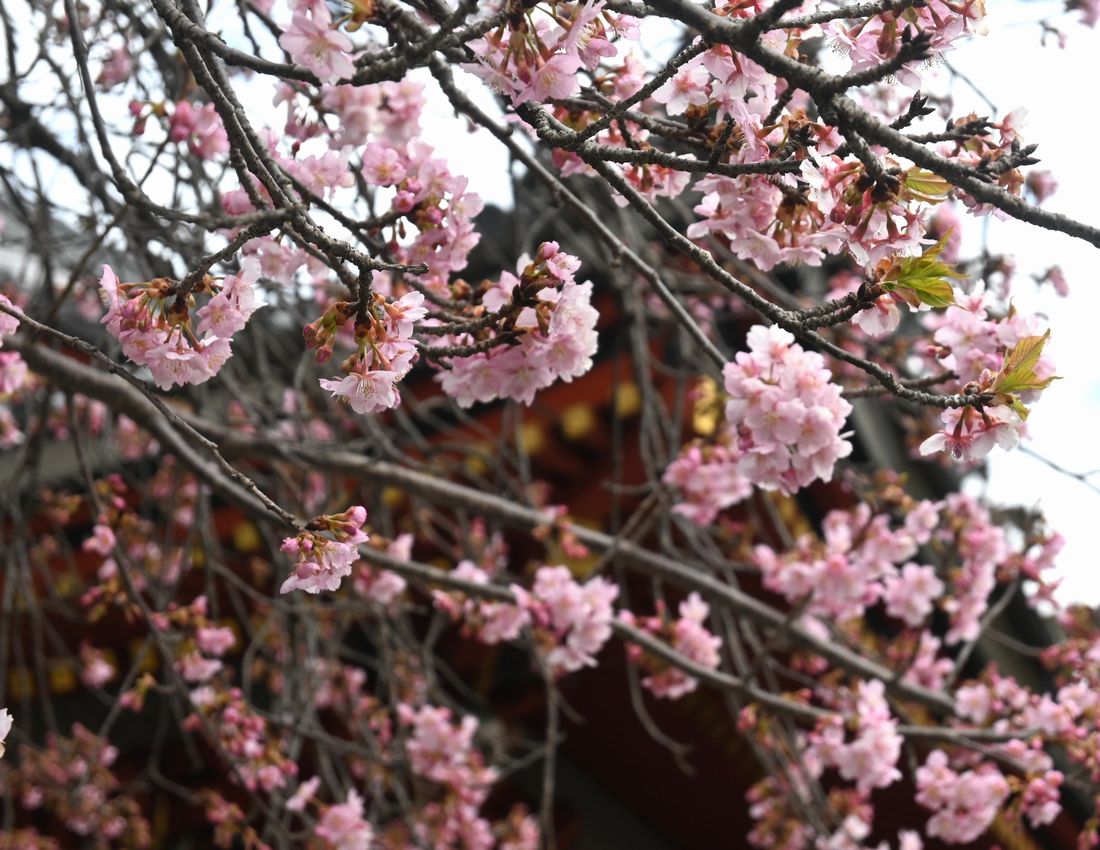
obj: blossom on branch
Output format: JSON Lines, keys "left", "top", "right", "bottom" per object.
{"left": 280, "top": 506, "right": 369, "bottom": 594}
{"left": 279, "top": 6, "right": 356, "bottom": 84}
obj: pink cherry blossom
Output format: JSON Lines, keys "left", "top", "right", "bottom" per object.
{"left": 355, "top": 534, "right": 412, "bottom": 605}
{"left": 196, "top": 259, "right": 264, "bottom": 338}
{"left": 83, "top": 523, "right": 117, "bottom": 556}
{"left": 652, "top": 59, "right": 711, "bottom": 115}
{"left": 513, "top": 565, "right": 619, "bottom": 676}
{"left": 521, "top": 54, "right": 583, "bottom": 103}
{"left": 0, "top": 294, "right": 19, "bottom": 339}
{"left": 79, "top": 644, "right": 116, "bottom": 689}
{"left": 397, "top": 702, "right": 498, "bottom": 820}
{"left": 315, "top": 790, "right": 373, "bottom": 850}
{"left": 280, "top": 506, "right": 369, "bottom": 594}
{"left": 680, "top": 324, "right": 854, "bottom": 501}
{"left": 622, "top": 593, "right": 722, "bottom": 699}
{"left": 196, "top": 627, "right": 236, "bottom": 657}
{"left": 883, "top": 563, "right": 944, "bottom": 626}
{"left": 433, "top": 245, "right": 598, "bottom": 408}
{"left": 285, "top": 776, "right": 320, "bottom": 812}
{"left": 179, "top": 652, "right": 222, "bottom": 683}
{"left": 916, "top": 750, "right": 1009, "bottom": 844}
{"left": 96, "top": 46, "right": 133, "bottom": 88}
{"left": 0, "top": 708, "right": 12, "bottom": 758}
{"left": 361, "top": 144, "right": 407, "bottom": 186}
{"left": 0, "top": 351, "right": 27, "bottom": 394}
{"left": 168, "top": 101, "right": 229, "bottom": 159}
{"left": 319, "top": 369, "right": 400, "bottom": 415}
{"left": 279, "top": 9, "right": 356, "bottom": 85}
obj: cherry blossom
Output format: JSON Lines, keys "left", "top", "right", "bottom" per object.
{"left": 665, "top": 325, "right": 853, "bottom": 521}
{"left": 0, "top": 351, "right": 28, "bottom": 394}
{"left": 79, "top": 644, "right": 116, "bottom": 689}
{"left": 0, "top": 708, "right": 11, "bottom": 758}
{"left": 279, "top": 7, "right": 355, "bottom": 85}
{"left": 883, "top": 563, "right": 945, "bottom": 627}
{"left": 621, "top": 593, "right": 722, "bottom": 699}
{"left": 96, "top": 46, "right": 133, "bottom": 88}
{"left": 652, "top": 59, "right": 711, "bottom": 115}
{"left": 196, "top": 626, "right": 236, "bottom": 656}
{"left": 319, "top": 369, "right": 400, "bottom": 415}
{"left": 433, "top": 560, "right": 531, "bottom": 645}
{"left": 0, "top": 294, "right": 20, "bottom": 339}
{"left": 433, "top": 244, "right": 599, "bottom": 407}
{"left": 280, "top": 506, "right": 369, "bottom": 594}
{"left": 513, "top": 565, "right": 619, "bottom": 676}
{"left": 354, "top": 534, "right": 412, "bottom": 606}
{"left": 315, "top": 790, "right": 374, "bottom": 850}
{"left": 98, "top": 263, "right": 262, "bottom": 389}
{"left": 401, "top": 704, "right": 494, "bottom": 791}
{"left": 915, "top": 750, "right": 1010, "bottom": 844}
{"left": 168, "top": 101, "right": 228, "bottom": 159}
{"left": 195, "top": 259, "right": 264, "bottom": 338}
{"left": 662, "top": 443, "right": 751, "bottom": 526}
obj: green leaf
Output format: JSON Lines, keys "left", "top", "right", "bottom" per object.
{"left": 890, "top": 275, "right": 956, "bottom": 308}
{"left": 994, "top": 331, "right": 1058, "bottom": 395}
{"left": 1006, "top": 395, "right": 1032, "bottom": 421}
{"left": 880, "top": 236, "right": 962, "bottom": 308}
{"left": 902, "top": 167, "right": 952, "bottom": 204}
{"left": 988, "top": 331, "right": 1059, "bottom": 420}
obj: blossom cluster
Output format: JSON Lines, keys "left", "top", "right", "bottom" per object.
{"left": 280, "top": 696, "right": 539, "bottom": 850}
{"left": 664, "top": 325, "right": 852, "bottom": 523}
{"left": 313, "top": 290, "right": 427, "bottom": 415}
{"left": 918, "top": 289, "right": 1056, "bottom": 462}
{"left": 0, "top": 293, "right": 28, "bottom": 446}
{"left": 167, "top": 100, "right": 229, "bottom": 160}
{"left": 0, "top": 723, "right": 152, "bottom": 846}
{"left": 99, "top": 261, "right": 262, "bottom": 389}
{"left": 313, "top": 790, "right": 374, "bottom": 850}
{"left": 807, "top": 681, "right": 902, "bottom": 794}
{"left": 723, "top": 325, "right": 853, "bottom": 493}
{"left": 915, "top": 751, "right": 1010, "bottom": 844}
{"left": 280, "top": 506, "right": 369, "bottom": 594}
{"left": 514, "top": 565, "right": 619, "bottom": 676}
{"left": 826, "top": 2, "right": 987, "bottom": 85}
{"left": 752, "top": 494, "right": 1000, "bottom": 640}
{"left": 434, "top": 563, "right": 618, "bottom": 677}
{"left": 398, "top": 703, "right": 539, "bottom": 848}
{"left": 154, "top": 595, "right": 239, "bottom": 685}
{"left": 315, "top": 78, "right": 424, "bottom": 149}
{"left": 465, "top": 2, "right": 634, "bottom": 106}
{"left": 431, "top": 243, "right": 599, "bottom": 407}
{"left": 662, "top": 442, "right": 752, "bottom": 526}
{"left": 234, "top": 81, "right": 484, "bottom": 295}
{"left": 620, "top": 593, "right": 722, "bottom": 699}
{"left": 433, "top": 559, "right": 532, "bottom": 645}
{"left": 187, "top": 685, "right": 298, "bottom": 794}
{"left": 400, "top": 703, "right": 496, "bottom": 795}
{"left": 77, "top": 478, "right": 191, "bottom": 614}
{"left": 365, "top": 139, "right": 485, "bottom": 293}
